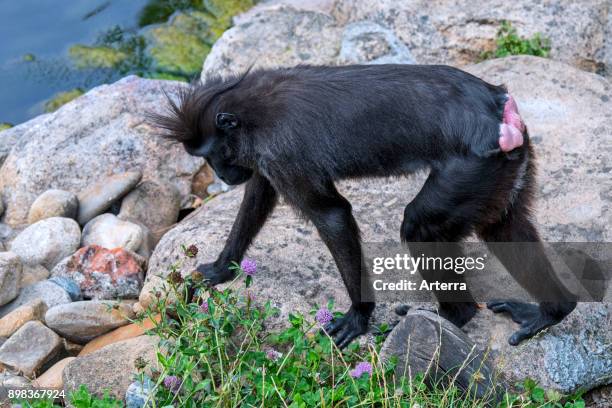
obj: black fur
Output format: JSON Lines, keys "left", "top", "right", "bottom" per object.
{"left": 151, "top": 64, "right": 575, "bottom": 347}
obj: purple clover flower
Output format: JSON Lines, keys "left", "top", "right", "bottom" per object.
{"left": 350, "top": 362, "right": 373, "bottom": 378}
{"left": 240, "top": 258, "right": 257, "bottom": 276}
{"left": 315, "top": 307, "right": 333, "bottom": 325}
{"left": 163, "top": 375, "right": 182, "bottom": 394}
{"left": 266, "top": 348, "right": 283, "bottom": 362}
{"left": 200, "top": 300, "right": 209, "bottom": 313}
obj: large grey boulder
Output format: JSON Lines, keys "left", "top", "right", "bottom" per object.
{"left": 0, "top": 75, "right": 204, "bottom": 226}
{"left": 204, "top": 1, "right": 612, "bottom": 79}
{"left": 203, "top": 6, "right": 342, "bottom": 79}
{"left": 152, "top": 56, "right": 611, "bottom": 392}
{"left": 332, "top": 0, "right": 612, "bottom": 77}
{"left": 10, "top": 217, "right": 81, "bottom": 270}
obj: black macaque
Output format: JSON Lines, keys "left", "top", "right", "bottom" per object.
{"left": 151, "top": 64, "right": 576, "bottom": 348}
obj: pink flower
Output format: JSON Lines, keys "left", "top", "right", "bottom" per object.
{"left": 266, "top": 348, "right": 282, "bottom": 362}
{"left": 240, "top": 258, "right": 257, "bottom": 276}
{"left": 350, "top": 362, "right": 373, "bottom": 378}
{"left": 200, "top": 300, "right": 209, "bottom": 313}
{"left": 315, "top": 307, "right": 333, "bottom": 325}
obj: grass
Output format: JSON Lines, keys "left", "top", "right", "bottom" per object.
{"left": 18, "top": 249, "right": 587, "bottom": 407}
{"left": 481, "top": 21, "right": 551, "bottom": 60}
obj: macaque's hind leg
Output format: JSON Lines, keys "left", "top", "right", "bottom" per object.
{"left": 479, "top": 205, "right": 576, "bottom": 346}
{"left": 401, "top": 157, "right": 503, "bottom": 327}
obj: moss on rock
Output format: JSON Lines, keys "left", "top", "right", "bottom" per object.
{"left": 69, "top": 45, "right": 128, "bottom": 69}
{"left": 145, "top": 14, "right": 212, "bottom": 77}
{"left": 44, "top": 89, "right": 85, "bottom": 113}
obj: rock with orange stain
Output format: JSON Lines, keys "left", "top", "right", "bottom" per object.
{"left": 79, "top": 314, "right": 161, "bottom": 357}
{"left": 51, "top": 245, "right": 145, "bottom": 300}
{"left": 33, "top": 357, "right": 75, "bottom": 390}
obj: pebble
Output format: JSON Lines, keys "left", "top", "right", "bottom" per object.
{"left": 10, "top": 217, "right": 81, "bottom": 270}
{"left": 27, "top": 189, "right": 79, "bottom": 224}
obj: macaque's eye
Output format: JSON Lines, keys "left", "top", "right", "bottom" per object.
{"left": 215, "top": 112, "right": 239, "bottom": 130}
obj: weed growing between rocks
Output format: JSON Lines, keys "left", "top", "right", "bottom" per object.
{"left": 481, "top": 21, "right": 550, "bottom": 60}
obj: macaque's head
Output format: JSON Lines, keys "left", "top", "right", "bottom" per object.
{"left": 150, "top": 82, "right": 253, "bottom": 186}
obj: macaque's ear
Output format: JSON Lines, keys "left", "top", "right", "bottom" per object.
{"left": 215, "top": 112, "right": 239, "bottom": 130}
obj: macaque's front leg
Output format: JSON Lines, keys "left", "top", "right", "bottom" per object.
{"left": 196, "top": 173, "right": 277, "bottom": 285}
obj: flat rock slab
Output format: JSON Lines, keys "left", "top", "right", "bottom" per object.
{"left": 45, "top": 300, "right": 135, "bottom": 343}
{"left": 0, "top": 280, "right": 71, "bottom": 318}
{"left": 381, "top": 309, "right": 498, "bottom": 400}
{"left": 0, "top": 299, "right": 46, "bottom": 337}
{"left": 0, "top": 321, "right": 62, "bottom": 377}
{"left": 63, "top": 335, "right": 158, "bottom": 401}
{"left": 77, "top": 171, "right": 142, "bottom": 225}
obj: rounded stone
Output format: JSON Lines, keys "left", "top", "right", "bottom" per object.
{"left": 45, "top": 300, "right": 135, "bottom": 343}
{"left": 82, "top": 213, "right": 144, "bottom": 253}
{"left": 27, "top": 189, "right": 79, "bottom": 224}
{"left": 10, "top": 217, "right": 81, "bottom": 270}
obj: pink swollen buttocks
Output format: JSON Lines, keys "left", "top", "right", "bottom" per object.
{"left": 499, "top": 94, "right": 525, "bottom": 152}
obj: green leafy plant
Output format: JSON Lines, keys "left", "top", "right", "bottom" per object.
{"left": 16, "top": 385, "right": 123, "bottom": 408}
{"left": 481, "top": 21, "right": 551, "bottom": 60}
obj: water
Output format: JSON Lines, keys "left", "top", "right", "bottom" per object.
{"left": 0, "top": 0, "right": 149, "bottom": 125}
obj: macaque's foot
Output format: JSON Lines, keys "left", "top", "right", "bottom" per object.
{"left": 323, "top": 307, "right": 370, "bottom": 349}
{"left": 196, "top": 262, "right": 235, "bottom": 286}
{"left": 487, "top": 301, "right": 563, "bottom": 346}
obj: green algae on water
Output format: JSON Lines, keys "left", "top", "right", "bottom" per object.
{"left": 69, "top": 45, "right": 128, "bottom": 69}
